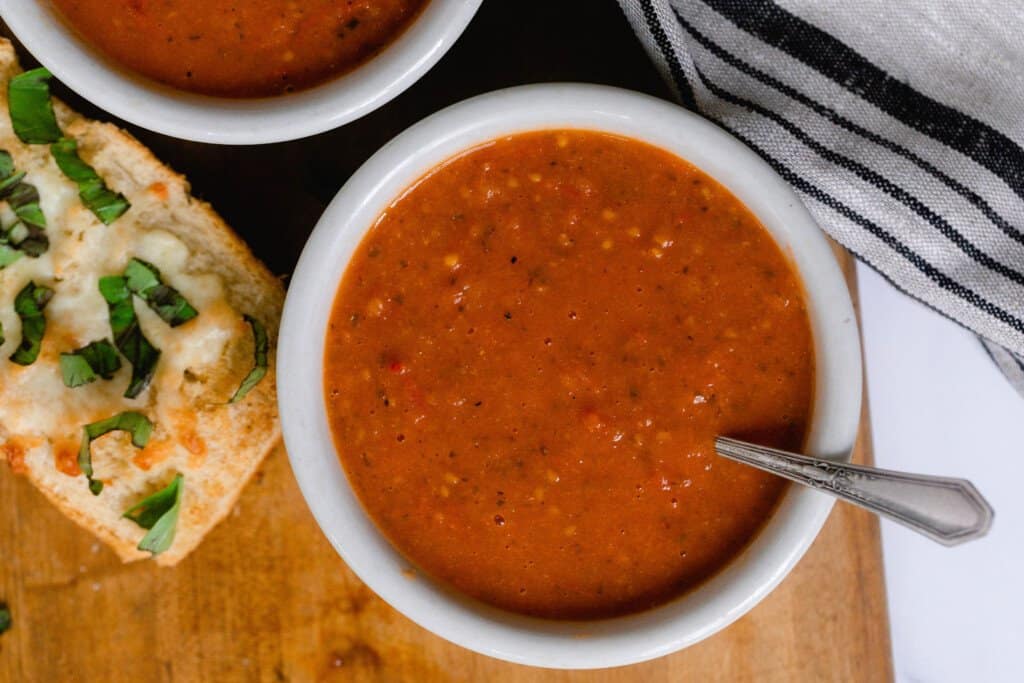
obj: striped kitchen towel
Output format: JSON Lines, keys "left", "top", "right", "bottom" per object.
{"left": 618, "top": 0, "right": 1024, "bottom": 397}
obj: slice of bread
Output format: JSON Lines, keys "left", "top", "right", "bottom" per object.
{"left": 0, "top": 40, "right": 284, "bottom": 566}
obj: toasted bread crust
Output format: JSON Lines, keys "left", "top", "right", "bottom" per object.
{"left": 0, "top": 40, "right": 284, "bottom": 566}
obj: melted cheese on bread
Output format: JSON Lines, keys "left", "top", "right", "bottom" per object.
{"left": 0, "top": 42, "right": 283, "bottom": 565}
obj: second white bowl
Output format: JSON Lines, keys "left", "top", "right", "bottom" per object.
{"left": 278, "top": 83, "right": 862, "bottom": 669}
{"left": 0, "top": 0, "right": 482, "bottom": 144}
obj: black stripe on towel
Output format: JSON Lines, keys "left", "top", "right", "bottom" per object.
{"left": 702, "top": 0, "right": 1024, "bottom": 200}
{"left": 691, "top": 69, "right": 1024, "bottom": 289}
{"left": 672, "top": 9, "right": 1024, "bottom": 247}
{"left": 637, "top": 0, "right": 698, "bottom": 110}
{"left": 718, "top": 125, "right": 1024, "bottom": 335}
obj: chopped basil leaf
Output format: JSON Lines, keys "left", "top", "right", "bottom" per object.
{"left": 50, "top": 137, "right": 130, "bottom": 224}
{"left": 10, "top": 281, "right": 53, "bottom": 365}
{"left": 0, "top": 170, "right": 25, "bottom": 196}
{"left": 0, "top": 244, "right": 21, "bottom": 268}
{"left": 75, "top": 338, "right": 121, "bottom": 378}
{"left": 123, "top": 474, "right": 181, "bottom": 528}
{"left": 0, "top": 149, "right": 13, "bottom": 178}
{"left": 3, "top": 182, "right": 49, "bottom": 257}
{"left": 123, "top": 473, "right": 183, "bottom": 554}
{"left": 99, "top": 276, "right": 160, "bottom": 398}
{"left": 229, "top": 315, "right": 268, "bottom": 403}
{"left": 0, "top": 150, "right": 48, "bottom": 259}
{"left": 8, "top": 68, "right": 61, "bottom": 144}
{"left": 59, "top": 338, "right": 121, "bottom": 387}
{"left": 124, "top": 258, "right": 198, "bottom": 327}
{"left": 0, "top": 601, "right": 10, "bottom": 635}
{"left": 77, "top": 411, "right": 153, "bottom": 495}
{"left": 59, "top": 354, "right": 94, "bottom": 387}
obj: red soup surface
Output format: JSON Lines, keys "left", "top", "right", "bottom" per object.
{"left": 324, "top": 130, "right": 815, "bottom": 619}
{"left": 51, "top": 0, "right": 427, "bottom": 97}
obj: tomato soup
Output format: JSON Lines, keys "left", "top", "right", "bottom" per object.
{"left": 324, "top": 130, "right": 814, "bottom": 619}
{"left": 51, "top": 0, "right": 427, "bottom": 97}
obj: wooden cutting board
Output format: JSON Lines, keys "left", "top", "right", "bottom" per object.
{"left": 0, "top": 251, "right": 892, "bottom": 683}
{"left": 0, "top": 1, "right": 891, "bottom": 677}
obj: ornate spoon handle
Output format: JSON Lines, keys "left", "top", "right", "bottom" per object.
{"left": 714, "top": 437, "right": 994, "bottom": 546}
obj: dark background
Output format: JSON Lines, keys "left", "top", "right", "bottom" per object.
{"left": 4, "top": 0, "right": 673, "bottom": 277}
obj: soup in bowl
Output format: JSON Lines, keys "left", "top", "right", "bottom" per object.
{"left": 48, "top": 0, "right": 428, "bottom": 98}
{"left": 279, "top": 84, "right": 861, "bottom": 668}
{"left": 1, "top": 0, "right": 481, "bottom": 143}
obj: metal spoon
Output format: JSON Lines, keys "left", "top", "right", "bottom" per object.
{"left": 714, "top": 436, "right": 994, "bottom": 546}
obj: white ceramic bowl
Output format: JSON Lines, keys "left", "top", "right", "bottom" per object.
{"left": 0, "top": 0, "right": 481, "bottom": 144}
{"left": 278, "top": 84, "right": 862, "bottom": 669}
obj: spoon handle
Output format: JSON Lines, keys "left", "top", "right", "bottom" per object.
{"left": 714, "top": 437, "right": 994, "bottom": 546}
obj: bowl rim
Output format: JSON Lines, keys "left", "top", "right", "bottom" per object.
{"left": 0, "top": 0, "right": 483, "bottom": 144}
{"left": 277, "top": 83, "right": 863, "bottom": 669}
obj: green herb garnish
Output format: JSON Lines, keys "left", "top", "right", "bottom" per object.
{"left": 10, "top": 281, "right": 53, "bottom": 365}
{"left": 124, "top": 258, "right": 197, "bottom": 327}
{"left": 229, "top": 315, "right": 268, "bottom": 403}
{"left": 0, "top": 148, "right": 14, "bottom": 178}
{"left": 0, "top": 169, "right": 25, "bottom": 195}
{"left": 0, "top": 150, "right": 48, "bottom": 260}
{"left": 59, "top": 354, "right": 94, "bottom": 388}
{"left": 78, "top": 411, "right": 153, "bottom": 495}
{"left": 0, "top": 245, "right": 20, "bottom": 268}
{"left": 123, "top": 473, "right": 183, "bottom": 554}
{"left": 8, "top": 68, "right": 61, "bottom": 144}
{"left": 99, "top": 276, "right": 160, "bottom": 398}
{"left": 59, "top": 339, "right": 121, "bottom": 387}
{"left": 50, "top": 137, "right": 130, "bottom": 224}
{"left": 3, "top": 181, "right": 49, "bottom": 257}
{"left": 0, "top": 601, "right": 10, "bottom": 635}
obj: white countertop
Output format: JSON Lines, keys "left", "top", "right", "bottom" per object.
{"left": 858, "top": 263, "right": 1024, "bottom": 683}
